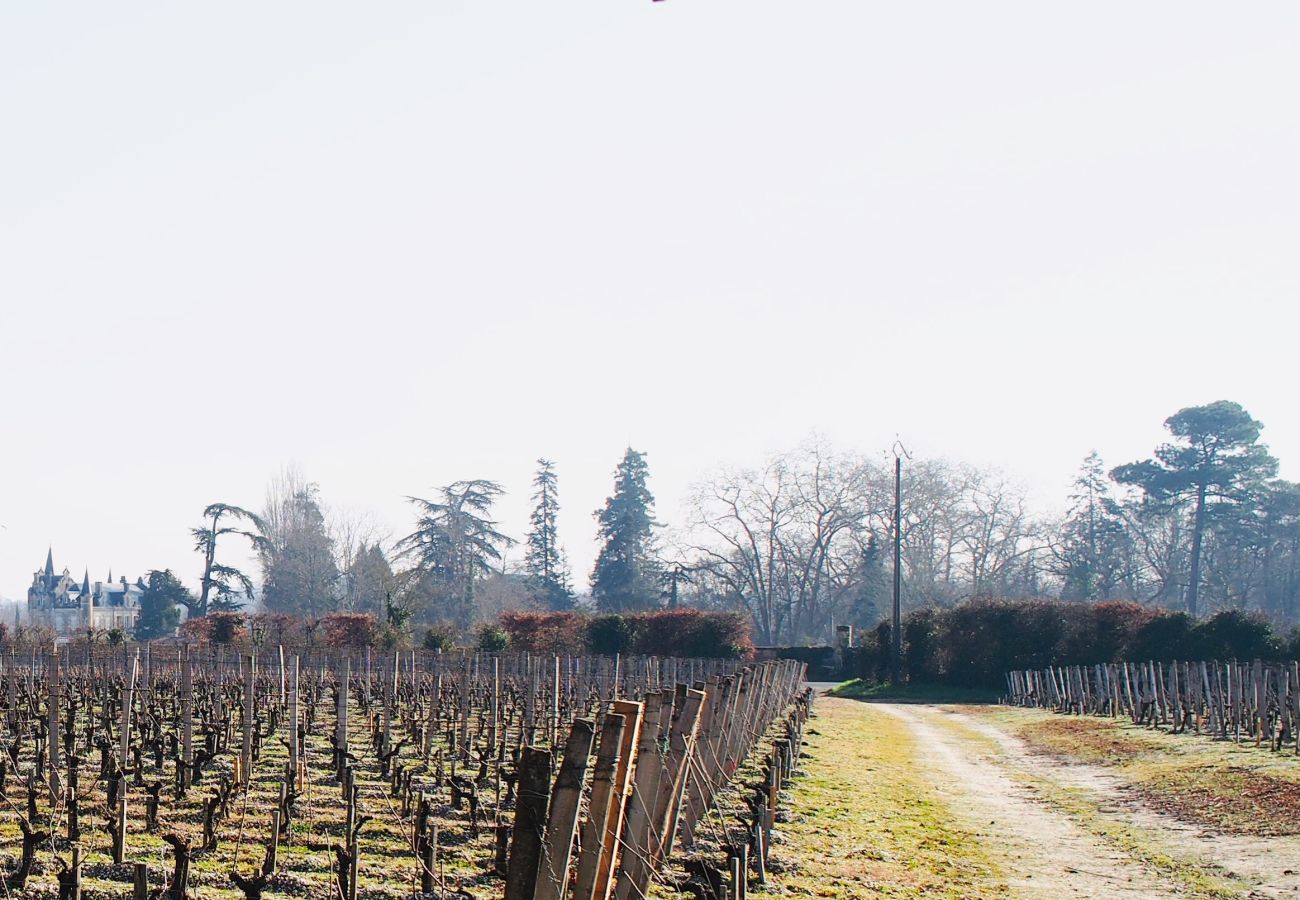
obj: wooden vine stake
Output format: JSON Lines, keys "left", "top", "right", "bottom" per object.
{"left": 572, "top": 712, "right": 627, "bottom": 900}
{"left": 534, "top": 718, "right": 596, "bottom": 900}
{"left": 241, "top": 654, "right": 254, "bottom": 789}
{"left": 503, "top": 747, "right": 552, "bottom": 900}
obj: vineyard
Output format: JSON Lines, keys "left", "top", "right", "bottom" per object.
{"left": 1006, "top": 658, "right": 1300, "bottom": 752}
{"left": 0, "top": 646, "right": 808, "bottom": 900}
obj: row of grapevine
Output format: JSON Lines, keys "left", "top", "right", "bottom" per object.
{"left": 1005, "top": 658, "right": 1300, "bottom": 752}
{"left": 0, "top": 645, "right": 808, "bottom": 898}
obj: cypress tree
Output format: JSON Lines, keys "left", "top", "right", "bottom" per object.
{"left": 591, "top": 447, "right": 661, "bottom": 612}
{"left": 525, "top": 459, "right": 574, "bottom": 610}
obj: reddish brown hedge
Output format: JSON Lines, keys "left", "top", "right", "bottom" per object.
{"left": 499, "top": 609, "right": 752, "bottom": 659}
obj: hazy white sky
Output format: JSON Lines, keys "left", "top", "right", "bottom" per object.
{"left": 2, "top": 1, "right": 1297, "bottom": 602}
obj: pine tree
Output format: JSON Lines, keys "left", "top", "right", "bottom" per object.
{"left": 525, "top": 459, "right": 574, "bottom": 610}
{"left": 1113, "top": 401, "right": 1279, "bottom": 617}
{"left": 591, "top": 448, "right": 661, "bottom": 612}
{"left": 1055, "top": 452, "right": 1135, "bottom": 601}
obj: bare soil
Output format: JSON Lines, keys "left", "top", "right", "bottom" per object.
{"left": 772, "top": 693, "right": 1300, "bottom": 899}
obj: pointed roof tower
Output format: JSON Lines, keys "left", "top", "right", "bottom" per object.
{"left": 82, "top": 569, "right": 91, "bottom": 595}
{"left": 45, "top": 547, "right": 55, "bottom": 577}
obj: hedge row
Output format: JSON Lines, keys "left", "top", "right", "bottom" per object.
{"left": 495, "top": 609, "right": 753, "bottom": 660}
{"left": 858, "top": 599, "right": 1300, "bottom": 689}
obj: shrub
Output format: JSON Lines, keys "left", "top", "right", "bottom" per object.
{"left": 499, "top": 612, "right": 587, "bottom": 655}
{"left": 1127, "top": 611, "right": 1194, "bottom": 661}
{"left": 476, "top": 623, "right": 510, "bottom": 653}
{"left": 852, "top": 598, "right": 1296, "bottom": 690}
{"left": 903, "top": 608, "right": 943, "bottom": 681}
{"left": 211, "top": 613, "right": 247, "bottom": 645}
{"left": 1190, "top": 610, "right": 1281, "bottom": 660}
{"left": 375, "top": 624, "right": 407, "bottom": 651}
{"left": 248, "top": 613, "right": 299, "bottom": 647}
{"left": 588, "top": 615, "right": 637, "bottom": 655}
{"left": 422, "top": 626, "right": 455, "bottom": 652}
{"left": 496, "top": 609, "right": 751, "bottom": 659}
{"left": 690, "top": 610, "right": 754, "bottom": 660}
{"left": 1286, "top": 626, "right": 1300, "bottom": 660}
{"left": 321, "top": 613, "right": 378, "bottom": 650}
{"left": 631, "top": 609, "right": 752, "bottom": 660}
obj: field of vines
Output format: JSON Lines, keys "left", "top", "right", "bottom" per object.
{"left": 0, "top": 645, "right": 808, "bottom": 900}
{"left": 1006, "top": 658, "right": 1300, "bottom": 752}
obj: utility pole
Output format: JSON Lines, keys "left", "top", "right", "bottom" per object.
{"left": 891, "top": 441, "right": 910, "bottom": 686}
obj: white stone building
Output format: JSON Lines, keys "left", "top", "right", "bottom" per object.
{"left": 27, "top": 549, "right": 145, "bottom": 639}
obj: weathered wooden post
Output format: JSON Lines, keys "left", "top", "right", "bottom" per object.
{"left": 241, "top": 654, "right": 255, "bottom": 788}
{"left": 336, "top": 658, "right": 350, "bottom": 775}
{"left": 503, "top": 747, "right": 553, "bottom": 900}
{"left": 288, "top": 655, "right": 300, "bottom": 790}
{"left": 592, "top": 699, "right": 643, "bottom": 900}
{"left": 112, "top": 790, "right": 128, "bottom": 863}
{"left": 121, "top": 652, "right": 139, "bottom": 767}
{"left": 573, "top": 713, "right": 626, "bottom": 900}
{"left": 654, "top": 687, "right": 706, "bottom": 866}
{"left": 181, "top": 647, "right": 193, "bottom": 793}
{"left": 549, "top": 655, "right": 560, "bottom": 747}
{"left": 490, "top": 655, "right": 500, "bottom": 748}
{"left": 615, "top": 693, "right": 668, "bottom": 900}
{"left": 48, "top": 646, "right": 60, "bottom": 801}
{"left": 420, "top": 821, "right": 438, "bottom": 892}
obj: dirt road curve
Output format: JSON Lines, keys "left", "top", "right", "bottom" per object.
{"left": 876, "top": 703, "right": 1180, "bottom": 899}
{"left": 784, "top": 693, "right": 1300, "bottom": 899}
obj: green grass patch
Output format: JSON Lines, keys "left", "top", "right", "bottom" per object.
{"left": 829, "top": 679, "right": 1001, "bottom": 704}
{"left": 751, "top": 697, "right": 1007, "bottom": 899}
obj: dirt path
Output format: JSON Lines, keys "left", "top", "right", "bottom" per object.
{"left": 927, "top": 704, "right": 1300, "bottom": 899}
{"left": 771, "top": 693, "right": 1300, "bottom": 898}
{"left": 874, "top": 702, "right": 1183, "bottom": 899}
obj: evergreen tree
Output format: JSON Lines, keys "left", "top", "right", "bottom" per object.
{"left": 846, "top": 534, "right": 889, "bottom": 627}
{"left": 396, "top": 480, "right": 513, "bottom": 636}
{"left": 1112, "top": 401, "right": 1279, "bottom": 617}
{"left": 136, "top": 569, "right": 190, "bottom": 640}
{"left": 1055, "top": 452, "right": 1135, "bottom": 601}
{"left": 525, "top": 459, "right": 574, "bottom": 610}
{"left": 591, "top": 448, "right": 661, "bottom": 612}
{"left": 192, "top": 503, "right": 267, "bottom": 615}
{"left": 342, "top": 542, "right": 396, "bottom": 617}
{"left": 261, "top": 482, "right": 340, "bottom": 617}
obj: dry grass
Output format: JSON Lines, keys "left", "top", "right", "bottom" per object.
{"left": 1132, "top": 765, "right": 1300, "bottom": 837}
{"left": 1006, "top": 716, "right": 1164, "bottom": 766}
{"left": 747, "top": 697, "right": 1006, "bottom": 899}
{"left": 972, "top": 705, "right": 1300, "bottom": 838}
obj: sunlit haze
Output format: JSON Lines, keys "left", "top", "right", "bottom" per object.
{"left": 2, "top": 1, "right": 1297, "bottom": 601}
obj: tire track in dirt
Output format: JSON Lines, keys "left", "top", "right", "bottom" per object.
{"left": 933, "top": 706, "right": 1300, "bottom": 899}
{"left": 875, "top": 703, "right": 1186, "bottom": 900}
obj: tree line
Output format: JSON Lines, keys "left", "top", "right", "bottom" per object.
{"left": 114, "top": 399, "right": 1298, "bottom": 648}
{"left": 682, "top": 400, "right": 1298, "bottom": 644}
{"left": 127, "top": 450, "right": 662, "bottom": 641}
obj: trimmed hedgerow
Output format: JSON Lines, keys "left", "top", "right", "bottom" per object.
{"left": 857, "top": 599, "right": 1293, "bottom": 689}
{"left": 498, "top": 608, "right": 753, "bottom": 660}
